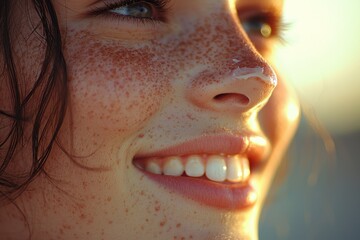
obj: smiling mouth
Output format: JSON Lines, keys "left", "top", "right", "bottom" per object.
{"left": 134, "top": 154, "right": 250, "bottom": 183}
{"left": 132, "top": 134, "right": 269, "bottom": 210}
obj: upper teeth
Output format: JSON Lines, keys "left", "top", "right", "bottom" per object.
{"left": 141, "top": 154, "right": 250, "bottom": 183}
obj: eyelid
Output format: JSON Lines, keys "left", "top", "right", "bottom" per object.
{"left": 87, "top": 0, "right": 170, "bottom": 22}
{"left": 237, "top": 7, "right": 288, "bottom": 40}
{"left": 235, "top": 5, "right": 289, "bottom": 56}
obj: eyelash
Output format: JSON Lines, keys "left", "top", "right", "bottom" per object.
{"left": 89, "top": 0, "right": 170, "bottom": 24}
{"left": 239, "top": 11, "right": 289, "bottom": 43}
{"left": 89, "top": 1, "right": 287, "bottom": 43}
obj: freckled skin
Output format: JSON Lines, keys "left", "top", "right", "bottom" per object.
{"left": 0, "top": 0, "right": 299, "bottom": 240}
{"left": 61, "top": 29, "right": 173, "bottom": 164}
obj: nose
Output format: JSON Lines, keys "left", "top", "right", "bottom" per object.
{"left": 187, "top": 62, "right": 277, "bottom": 114}
{"left": 185, "top": 17, "right": 277, "bottom": 114}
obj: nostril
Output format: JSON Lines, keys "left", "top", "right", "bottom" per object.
{"left": 213, "top": 93, "right": 250, "bottom": 106}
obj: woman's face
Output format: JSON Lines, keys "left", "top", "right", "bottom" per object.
{"left": 2, "top": 0, "right": 299, "bottom": 239}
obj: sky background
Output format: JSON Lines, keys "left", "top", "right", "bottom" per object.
{"left": 274, "top": 0, "right": 360, "bottom": 134}
{"left": 261, "top": 0, "right": 360, "bottom": 239}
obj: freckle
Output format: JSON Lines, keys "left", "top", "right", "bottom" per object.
{"left": 108, "top": 220, "right": 113, "bottom": 224}
{"left": 176, "top": 223, "right": 181, "bottom": 228}
{"left": 106, "top": 196, "right": 112, "bottom": 202}
{"left": 159, "top": 219, "right": 166, "bottom": 227}
{"left": 63, "top": 224, "right": 72, "bottom": 229}
{"left": 154, "top": 201, "right": 161, "bottom": 212}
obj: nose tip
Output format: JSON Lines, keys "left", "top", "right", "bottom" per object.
{"left": 213, "top": 76, "right": 275, "bottom": 112}
{"left": 187, "top": 66, "right": 277, "bottom": 114}
{"left": 232, "top": 66, "right": 277, "bottom": 87}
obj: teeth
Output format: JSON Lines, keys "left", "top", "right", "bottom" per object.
{"left": 185, "top": 155, "right": 205, "bottom": 177}
{"left": 146, "top": 160, "right": 162, "bottom": 174}
{"left": 206, "top": 155, "right": 227, "bottom": 182}
{"left": 226, "top": 155, "right": 250, "bottom": 182}
{"left": 241, "top": 156, "right": 250, "bottom": 181}
{"left": 163, "top": 157, "right": 184, "bottom": 176}
{"left": 142, "top": 155, "right": 251, "bottom": 183}
{"left": 226, "top": 155, "right": 243, "bottom": 182}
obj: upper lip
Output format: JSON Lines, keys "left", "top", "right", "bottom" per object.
{"left": 134, "top": 133, "right": 270, "bottom": 167}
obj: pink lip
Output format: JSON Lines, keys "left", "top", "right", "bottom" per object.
{"left": 136, "top": 134, "right": 269, "bottom": 166}
{"left": 134, "top": 134, "right": 270, "bottom": 210}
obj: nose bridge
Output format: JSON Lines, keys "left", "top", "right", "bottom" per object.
{"left": 188, "top": 6, "right": 274, "bottom": 75}
{"left": 184, "top": 11, "right": 277, "bottom": 114}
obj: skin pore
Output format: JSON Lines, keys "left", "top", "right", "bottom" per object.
{"left": 0, "top": 0, "right": 299, "bottom": 239}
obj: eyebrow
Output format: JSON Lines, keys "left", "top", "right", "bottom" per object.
{"left": 87, "top": 0, "right": 105, "bottom": 7}
{"left": 87, "top": 0, "right": 129, "bottom": 7}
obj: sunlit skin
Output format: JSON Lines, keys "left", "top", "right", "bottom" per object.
{"left": 0, "top": 0, "right": 299, "bottom": 239}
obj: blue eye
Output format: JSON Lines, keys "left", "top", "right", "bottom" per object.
{"left": 90, "top": 0, "right": 169, "bottom": 23}
{"left": 109, "top": 2, "right": 155, "bottom": 19}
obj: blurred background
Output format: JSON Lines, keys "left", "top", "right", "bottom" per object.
{"left": 260, "top": 0, "right": 360, "bottom": 239}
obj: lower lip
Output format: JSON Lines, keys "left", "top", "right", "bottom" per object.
{"left": 143, "top": 171, "right": 257, "bottom": 210}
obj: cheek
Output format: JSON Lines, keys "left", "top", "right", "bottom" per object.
{"left": 259, "top": 75, "right": 300, "bottom": 143}
{"left": 62, "top": 31, "right": 172, "bottom": 153}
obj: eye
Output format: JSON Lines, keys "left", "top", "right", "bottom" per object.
{"left": 241, "top": 12, "right": 284, "bottom": 39}
{"left": 109, "top": 1, "right": 156, "bottom": 19}
{"left": 238, "top": 11, "right": 287, "bottom": 53}
{"left": 242, "top": 16, "right": 274, "bottom": 39}
{"left": 90, "top": 0, "right": 169, "bottom": 23}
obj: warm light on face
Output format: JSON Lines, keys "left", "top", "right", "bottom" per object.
{"left": 286, "top": 101, "right": 300, "bottom": 122}
{"left": 250, "top": 135, "right": 268, "bottom": 147}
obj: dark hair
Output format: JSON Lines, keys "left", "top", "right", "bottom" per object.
{"left": 0, "top": 0, "right": 68, "bottom": 202}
